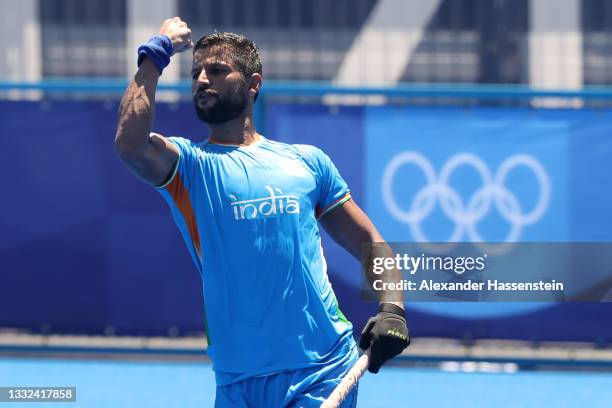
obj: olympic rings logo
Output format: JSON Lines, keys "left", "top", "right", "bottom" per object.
{"left": 382, "top": 152, "right": 551, "bottom": 244}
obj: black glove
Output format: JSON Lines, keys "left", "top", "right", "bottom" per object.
{"left": 359, "top": 303, "right": 410, "bottom": 373}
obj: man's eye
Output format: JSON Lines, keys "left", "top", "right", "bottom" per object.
{"left": 191, "top": 71, "right": 200, "bottom": 79}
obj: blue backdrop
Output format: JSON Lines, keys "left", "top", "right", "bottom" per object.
{"left": 1, "top": 100, "right": 611, "bottom": 342}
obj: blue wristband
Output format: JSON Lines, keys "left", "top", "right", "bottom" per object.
{"left": 137, "top": 35, "right": 174, "bottom": 74}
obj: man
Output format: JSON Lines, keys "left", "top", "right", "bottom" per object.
{"left": 115, "top": 17, "right": 409, "bottom": 408}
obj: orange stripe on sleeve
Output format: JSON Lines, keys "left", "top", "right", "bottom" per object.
{"left": 165, "top": 172, "right": 202, "bottom": 260}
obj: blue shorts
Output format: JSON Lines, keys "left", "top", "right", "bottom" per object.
{"left": 214, "top": 345, "right": 359, "bottom": 408}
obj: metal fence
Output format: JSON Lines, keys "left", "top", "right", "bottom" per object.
{"left": 6, "top": 0, "right": 612, "bottom": 85}
{"left": 40, "top": 0, "right": 127, "bottom": 77}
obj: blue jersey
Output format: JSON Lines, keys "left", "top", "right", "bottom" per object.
{"left": 155, "top": 136, "right": 354, "bottom": 385}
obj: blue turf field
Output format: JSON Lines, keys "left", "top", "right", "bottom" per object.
{"left": 1, "top": 358, "right": 612, "bottom": 407}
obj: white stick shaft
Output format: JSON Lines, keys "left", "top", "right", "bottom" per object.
{"left": 321, "top": 351, "right": 370, "bottom": 408}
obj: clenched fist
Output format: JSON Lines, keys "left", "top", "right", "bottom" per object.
{"left": 159, "top": 17, "right": 193, "bottom": 54}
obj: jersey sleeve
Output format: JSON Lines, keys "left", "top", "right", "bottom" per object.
{"left": 297, "top": 145, "right": 351, "bottom": 219}
{"left": 155, "top": 136, "right": 200, "bottom": 191}
{"left": 154, "top": 136, "right": 204, "bottom": 263}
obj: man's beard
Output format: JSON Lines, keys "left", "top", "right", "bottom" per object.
{"left": 193, "top": 81, "right": 249, "bottom": 124}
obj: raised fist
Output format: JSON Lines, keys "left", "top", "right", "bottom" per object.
{"left": 159, "top": 17, "right": 192, "bottom": 54}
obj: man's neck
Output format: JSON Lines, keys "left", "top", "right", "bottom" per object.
{"left": 207, "top": 112, "right": 260, "bottom": 146}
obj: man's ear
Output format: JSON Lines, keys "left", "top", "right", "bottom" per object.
{"left": 249, "top": 73, "right": 262, "bottom": 99}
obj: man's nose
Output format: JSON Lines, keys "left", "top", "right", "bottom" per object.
{"left": 197, "top": 70, "right": 210, "bottom": 86}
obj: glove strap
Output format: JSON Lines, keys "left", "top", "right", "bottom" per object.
{"left": 137, "top": 35, "right": 174, "bottom": 74}
{"left": 378, "top": 303, "right": 405, "bottom": 318}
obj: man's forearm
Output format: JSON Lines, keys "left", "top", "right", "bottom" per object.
{"left": 115, "top": 57, "right": 159, "bottom": 153}
{"left": 319, "top": 200, "right": 405, "bottom": 307}
{"left": 365, "top": 242, "right": 405, "bottom": 307}
{"left": 360, "top": 241, "right": 410, "bottom": 372}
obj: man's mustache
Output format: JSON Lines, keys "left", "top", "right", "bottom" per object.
{"left": 195, "top": 86, "right": 219, "bottom": 97}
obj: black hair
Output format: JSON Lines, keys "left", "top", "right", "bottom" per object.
{"left": 194, "top": 31, "right": 262, "bottom": 82}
